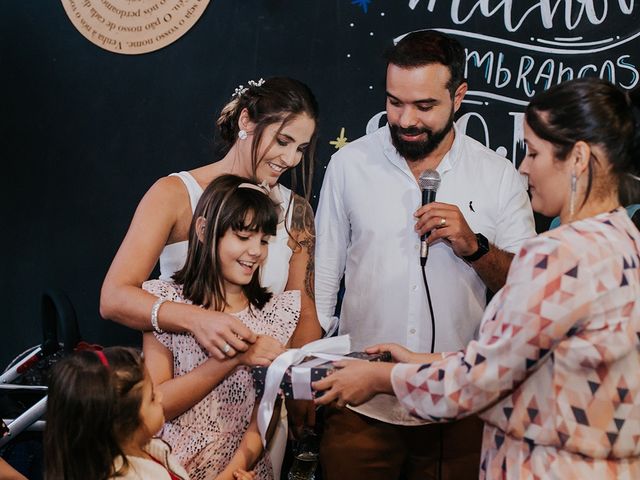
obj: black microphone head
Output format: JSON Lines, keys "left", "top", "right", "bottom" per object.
{"left": 418, "top": 169, "right": 441, "bottom": 192}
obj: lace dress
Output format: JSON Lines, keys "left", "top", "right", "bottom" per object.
{"left": 143, "top": 280, "right": 300, "bottom": 480}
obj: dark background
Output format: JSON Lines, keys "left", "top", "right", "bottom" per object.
{"left": 2, "top": 1, "right": 639, "bottom": 368}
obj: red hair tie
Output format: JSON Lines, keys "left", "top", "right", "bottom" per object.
{"left": 94, "top": 350, "right": 110, "bottom": 369}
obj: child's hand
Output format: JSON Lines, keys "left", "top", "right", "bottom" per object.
{"left": 233, "top": 469, "right": 257, "bottom": 480}
{"left": 239, "top": 335, "right": 284, "bottom": 366}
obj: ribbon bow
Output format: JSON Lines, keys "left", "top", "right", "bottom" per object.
{"left": 257, "top": 335, "right": 351, "bottom": 445}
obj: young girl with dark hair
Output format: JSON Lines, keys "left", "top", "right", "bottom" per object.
{"left": 44, "top": 347, "right": 190, "bottom": 480}
{"left": 143, "top": 175, "right": 300, "bottom": 480}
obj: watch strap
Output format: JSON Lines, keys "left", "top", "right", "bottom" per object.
{"left": 463, "top": 233, "right": 489, "bottom": 262}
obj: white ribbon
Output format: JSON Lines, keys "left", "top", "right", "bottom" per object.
{"left": 257, "top": 335, "right": 351, "bottom": 446}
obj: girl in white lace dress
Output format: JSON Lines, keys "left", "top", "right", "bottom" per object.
{"left": 143, "top": 175, "right": 300, "bottom": 480}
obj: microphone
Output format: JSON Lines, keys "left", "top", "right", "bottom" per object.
{"left": 418, "top": 169, "right": 441, "bottom": 266}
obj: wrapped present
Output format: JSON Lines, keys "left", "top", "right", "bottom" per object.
{"left": 254, "top": 335, "right": 392, "bottom": 446}
{"left": 258, "top": 335, "right": 360, "bottom": 446}
{"left": 252, "top": 350, "right": 392, "bottom": 401}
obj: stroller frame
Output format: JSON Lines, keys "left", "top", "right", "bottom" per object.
{"left": 1, "top": 289, "right": 80, "bottom": 448}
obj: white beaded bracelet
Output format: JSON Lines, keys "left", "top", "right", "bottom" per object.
{"left": 151, "top": 297, "right": 168, "bottom": 334}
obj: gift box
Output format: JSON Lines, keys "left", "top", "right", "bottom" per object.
{"left": 252, "top": 351, "right": 391, "bottom": 400}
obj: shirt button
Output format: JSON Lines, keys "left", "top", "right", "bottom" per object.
{"left": 412, "top": 285, "right": 418, "bottom": 291}
{"left": 410, "top": 329, "right": 416, "bottom": 334}
{"left": 414, "top": 244, "right": 419, "bottom": 250}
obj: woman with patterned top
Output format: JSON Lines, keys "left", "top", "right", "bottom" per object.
{"left": 143, "top": 175, "right": 300, "bottom": 480}
{"left": 313, "top": 78, "right": 640, "bottom": 479}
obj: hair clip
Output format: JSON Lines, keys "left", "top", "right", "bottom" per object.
{"left": 94, "top": 350, "right": 110, "bottom": 369}
{"left": 247, "top": 78, "right": 265, "bottom": 88}
{"left": 231, "top": 78, "right": 265, "bottom": 98}
{"left": 232, "top": 85, "right": 248, "bottom": 98}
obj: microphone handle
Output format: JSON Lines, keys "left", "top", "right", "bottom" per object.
{"left": 420, "top": 188, "right": 437, "bottom": 241}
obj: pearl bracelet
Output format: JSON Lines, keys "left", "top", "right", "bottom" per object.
{"left": 151, "top": 297, "right": 168, "bottom": 334}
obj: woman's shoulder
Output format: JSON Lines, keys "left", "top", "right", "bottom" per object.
{"left": 135, "top": 175, "right": 194, "bottom": 224}
{"left": 508, "top": 230, "right": 575, "bottom": 280}
{"left": 512, "top": 210, "right": 632, "bottom": 277}
{"left": 540, "top": 209, "right": 634, "bottom": 251}
{"left": 147, "top": 174, "right": 192, "bottom": 201}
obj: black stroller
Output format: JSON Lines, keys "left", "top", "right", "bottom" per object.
{"left": 0, "top": 289, "right": 82, "bottom": 478}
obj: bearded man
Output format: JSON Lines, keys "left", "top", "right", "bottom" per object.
{"left": 314, "top": 30, "right": 535, "bottom": 480}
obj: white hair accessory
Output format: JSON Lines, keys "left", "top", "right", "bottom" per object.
{"left": 248, "top": 78, "right": 265, "bottom": 88}
{"left": 231, "top": 78, "right": 266, "bottom": 98}
{"left": 232, "top": 85, "right": 247, "bottom": 98}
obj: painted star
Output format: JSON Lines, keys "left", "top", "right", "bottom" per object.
{"left": 329, "top": 127, "right": 349, "bottom": 149}
{"left": 352, "top": 0, "right": 372, "bottom": 13}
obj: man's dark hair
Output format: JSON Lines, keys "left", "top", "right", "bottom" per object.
{"left": 384, "top": 30, "right": 466, "bottom": 97}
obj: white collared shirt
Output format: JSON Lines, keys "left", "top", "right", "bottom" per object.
{"left": 315, "top": 124, "right": 535, "bottom": 355}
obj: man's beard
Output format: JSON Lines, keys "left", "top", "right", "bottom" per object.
{"left": 389, "top": 112, "right": 455, "bottom": 162}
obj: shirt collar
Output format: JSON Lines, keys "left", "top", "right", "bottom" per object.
{"left": 381, "top": 125, "right": 410, "bottom": 175}
{"left": 435, "top": 122, "right": 462, "bottom": 176}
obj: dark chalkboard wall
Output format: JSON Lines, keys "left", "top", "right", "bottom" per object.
{"left": 2, "top": 1, "right": 639, "bottom": 368}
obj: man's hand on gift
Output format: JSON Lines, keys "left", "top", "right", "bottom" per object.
{"left": 286, "top": 399, "right": 316, "bottom": 440}
{"left": 238, "top": 335, "right": 285, "bottom": 367}
{"left": 366, "top": 343, "right": 443, "bottom": 364}
{"left": 312, "top": 360, "right": 395, "bottom": 407}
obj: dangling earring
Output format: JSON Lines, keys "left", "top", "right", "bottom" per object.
{"left": 238, "top": 129, "right": 248, "bottom": 140}
{"left": 569, "top": 171, "right": 577, "bottom": 219}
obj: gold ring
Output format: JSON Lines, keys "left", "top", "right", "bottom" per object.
{"left": 440, "top": 217, "right": 446, "bottom": 227}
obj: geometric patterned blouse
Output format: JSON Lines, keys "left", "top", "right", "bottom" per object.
{"left": 391, "top": 208, "right": 640, "bottom": 479}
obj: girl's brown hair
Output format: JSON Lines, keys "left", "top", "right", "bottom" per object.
{"left": 173, "top": 174, "right": 278, "bottom": 311}
{"left": 44, "top": 347, "right": 145, "bottom": 480}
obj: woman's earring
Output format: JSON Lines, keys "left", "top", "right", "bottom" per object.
{"left": 238, "top": 129, "right": 248, "bottom": 140}
{"left": 569, "top": 172, "right": 577, "bottom": 218}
